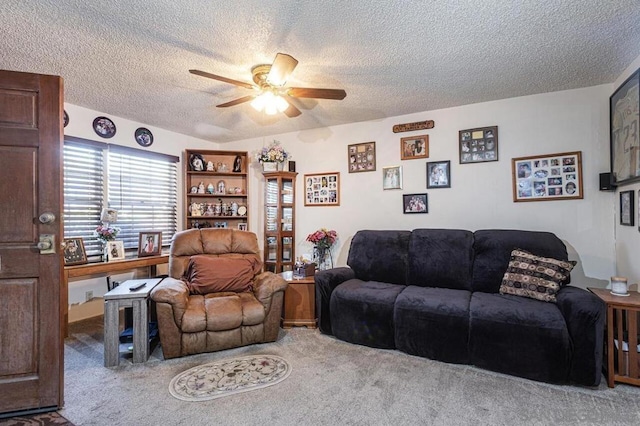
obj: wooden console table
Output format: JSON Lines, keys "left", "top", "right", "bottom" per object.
{"left": 589, "top": 287, "right": 640, "bottom": 388}
{"left": 63, "top": 254, "right": 169, "bottom": 335}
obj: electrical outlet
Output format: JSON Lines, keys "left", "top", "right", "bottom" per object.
{"left": 85, "top": 290, "right": 93, "bottom": 302}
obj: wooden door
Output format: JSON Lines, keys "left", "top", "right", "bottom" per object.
{"left": 0, "top": 70, "right": 64, "bottom": 415}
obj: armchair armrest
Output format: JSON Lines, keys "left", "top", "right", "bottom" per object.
{"left": 315, "top": 267, "right": 355, "bottom": 335}
{"left": 252, "top": 272, "right": 288, "bottom": 310}
{"left": 556, "top": 285, "right": 606, "bottom": 386}
{"left": 150, "top": 277, "right": 189, "bottom": 325}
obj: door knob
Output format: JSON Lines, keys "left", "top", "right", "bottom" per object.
{"left": 37, "top": 234, "right": 56, "bottom": 254}
{"left": 39, "top": 212, "right": 56, "bottom": 224}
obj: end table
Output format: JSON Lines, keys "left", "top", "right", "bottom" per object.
{"left": 104, "top": 278, "right": 163, "bottom": 367}
{"left": 280, "top": 272, "right": 316, "bottom": 328}
{"left": 588, "top": 287, "right": 640, "bottom": 388}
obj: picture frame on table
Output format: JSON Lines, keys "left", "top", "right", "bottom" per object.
{"left": 459, "top": 126, "right": 498, "bottom": 164}
{"left": 348, "top": 141, "right": 376, "bottom": 173}
{"left": 62, "top": 238, "right": 88, "bottom": 266}
{"left": 511, "top": 151, "right": 583, "bottom": 202}
{"left": 620, "top": 190, "right": 634, "bottom": 226}
{"left": 426, "top": 160, "right": 451, "bottom": 189}
{"left": 400, "top": 135, "right": 429, "bottom": 160}
{"left": 403, "top": 193, "right": 428, "bottom": 214}
{"left": 382, "top": 166, "right": 403, "bottom": 190}
{"left": 304, "top": 172, "right": 340, "bottom": 206}
{"left": 138, "top": 231, "right": 162, "bottom": 257}
{"left": 237, "top": 223, "right": 248, "bottom": 231}
{"left": 107, "top": 240, "right": 125, "bottom": 262}
{"left": 610, "top": 68, "right": 640, "bottom": 187}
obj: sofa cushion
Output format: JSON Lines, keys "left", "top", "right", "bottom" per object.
{"left": 185, "top": 255, "right": 260, "bottom": 294}
{"left": 347, "top": 230, "right": 411, "bottom": 286}
{"left": 408, "top": 229, "right": 474, "bottom": 290}
{"left": 499, "top": 249, "right": 576, "bottom": 302}
{"left": 330, "top": 279, "right": 406, "bottom": 348}
{"left": 469, "top": 292, "right": 572, "bottom": 383}
{"left": 472, "top": 229, "right": 569, "bottom": 293}
{"left": 395, "top": 286, "right": 471, "bottom": 363}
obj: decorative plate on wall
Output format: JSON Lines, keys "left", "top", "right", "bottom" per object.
{"left": 93, "top": 116, "right": 116, "bottom": 138}
{"left": 135, "top": 127, "right": 154, "bottom": 147}
{"left": 63, "top": 110, "right": 69, "bottom": 127}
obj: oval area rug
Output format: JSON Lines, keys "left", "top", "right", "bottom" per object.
{"left": 169, "top": 354, "right": 291, "bottom": 401}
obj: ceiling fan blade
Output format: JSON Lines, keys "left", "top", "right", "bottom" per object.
{"left": 216, "top": 95, "right": 255, "bottom": 108}
{"left": 267, "top": 53, "right": 298, "bottom": 87}
{"left": 288, "top": 87, "right": 347, "bottom": 100}
{"left": 189, "top": 69, "right": 255, "bottom": 90}
{"left": 284, "top": 101, "right": 302, "bottom": 118}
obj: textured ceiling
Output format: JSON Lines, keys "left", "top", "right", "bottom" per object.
{"left": 2, "top": 1, "right": 640, "bottom": 143}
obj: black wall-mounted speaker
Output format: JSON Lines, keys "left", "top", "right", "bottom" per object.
{"left": 599, "top": 172, "right": 615, "bottom": 191}
{"left": 288, "top": 161, "right": 296, "bottom": 172}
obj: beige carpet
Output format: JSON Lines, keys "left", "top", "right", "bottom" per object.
{"left": 61, "top": 316, "right": 640, "bottom": 425}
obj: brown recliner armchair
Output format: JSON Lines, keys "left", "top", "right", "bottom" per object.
{"left": 150, "top": 228, "right": 288, "bottom": 359}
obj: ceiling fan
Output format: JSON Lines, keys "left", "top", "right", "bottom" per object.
{"left": 189, "top": 53, "right": 347, "bottom": 117}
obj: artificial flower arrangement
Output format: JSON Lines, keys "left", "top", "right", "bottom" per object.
{"left": 93, "top": 224, "right": 120, "bottom": 243}
{"left": 306, "top": 228, "right": 338, "bottom": 250}
{"left": 255, "top": 140, "right": 290, "bottom": 163}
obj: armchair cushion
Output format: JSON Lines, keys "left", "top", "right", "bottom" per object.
{"left": 186, "top": 255, "right": 261, "bottom": 295}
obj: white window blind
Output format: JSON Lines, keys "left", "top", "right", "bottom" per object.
{"left": 108, "top": 147, "right": 177, "bottom": 250}
{"left": 63, "top": 141, "right": 105, "bottom": 258}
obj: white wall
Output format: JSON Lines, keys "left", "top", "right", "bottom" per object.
{"left": 63, "top": 104, "right": 219, "bottom": 318}
{"left": 612, "top": 53, "right": 640, "bottom": 288}
{"left": 227, "top": 85, "right": 615, "bottom": 289}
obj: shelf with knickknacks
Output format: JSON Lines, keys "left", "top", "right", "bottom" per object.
{"left": 184, "top": 149, "right": 249, "bottom": 230}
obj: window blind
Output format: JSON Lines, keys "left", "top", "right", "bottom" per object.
{"left": 107, "top": 150, "right": 177, "bottom": 250}
{"left": 63, "top": 142, "right": 105, "bottom": 257}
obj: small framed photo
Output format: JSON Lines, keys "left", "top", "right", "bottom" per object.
{"left": 237, "top": 223, "right": 248, "bottom": 231}
{"left": 427, "top": 160, "right": 451, "bottom": 189}
{"left": 107, "top": 241, "right": 125, "bottom": 262}
{"left": 304, "top": 172, "right": 340, "bottom": 206}
{"left": 62, "top": 238, "right": 87, "bottom": 266}
{"left": 459, "top": 126, "right": 498, "bottom": 164}
{"left": 403, "top": 193, "right": 428, "bottom": 214}
{"left": 610, "top": 68, "right": 640, "bottom": 186}
{"left": 138, "top": 231, "right": 162, "bottom": 257}
{"left": 348, "top": 142, "right": 376, "bottom": 173}
{"left": 620, "top": 190, "right": 634, "bottom": 226}
{"left": 511, "top": 151, "right": 583, "bottom": 202}
{"left": 382, "top": 166, "right": 403, "bottom": 190}
{"left": 400, "top": 135, "right": 429, "bottom": 160}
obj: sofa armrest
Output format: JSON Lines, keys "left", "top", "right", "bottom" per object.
{"left": 150, "top": 277, "right": 190, "bottom": 327}
{"left": 252, "top": 272, "right": 288, "bottom": 311}
{"left": 315, "top": 267, "right": 355, "bottom": 335}
{"left": 556, "top": 286, "right": 606, "bottom": 386}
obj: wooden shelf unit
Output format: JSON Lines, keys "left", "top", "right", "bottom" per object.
{"left": 184, "top": 149, "right": 249, "bottom": 230}
{"left": 263, "top": 171, "right": 298, "bottom": 273}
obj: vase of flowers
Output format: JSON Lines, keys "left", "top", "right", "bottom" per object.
{"left": 94, "top": 224, "right": 120, "bottom": 261}
{"left": 306, "top": 228, "right": 338, "bottom": 270}
{"left": 256, "top": 140, "right": 290, "bottom": 172}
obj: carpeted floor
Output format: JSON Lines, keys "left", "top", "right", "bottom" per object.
{"left": 61, "top": 316, "right": 640, "bottom": 425}
{"left": 0, "top": 411, "right": 74, "bottom": 426}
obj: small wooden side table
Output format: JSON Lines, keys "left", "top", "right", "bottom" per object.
{"left": 589, "top": 287, "right": 640, "bottom": 388}
{"left": 281, "top": 273, "right": 316, "bottom": 328}
{"left": 103, "top": 278, "right": 163, "bottom": 367}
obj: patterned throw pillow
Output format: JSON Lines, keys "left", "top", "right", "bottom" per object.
{"left": 499, "top": 249, "right": 576, "bottom": 302}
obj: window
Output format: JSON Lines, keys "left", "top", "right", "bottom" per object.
{"left": 63, "top": 137, "right": 178, "bottom": 260}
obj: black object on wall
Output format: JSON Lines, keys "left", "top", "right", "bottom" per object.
{"left": 599, "top": 172, "right": 616, "bottom": 191}
{"left": 288, "top": 161, "right": 296, "bottom": 172}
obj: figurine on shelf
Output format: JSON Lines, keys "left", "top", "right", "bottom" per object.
{"left": 221, "top": 202, "right": 229, "bottom": 216}
{"left": 205, "top": 203, "right": 215, "bottom": 216}
{"left": 217, "top": 180, "right": 225, "bottom": 194}
{"left": 207, "top": 183, "right": 214, "bottom": 194}
{"left": 206, "top": 161, "right": 215, "bottom": 171}
{"left": 218, "top": 162, "right": 228, "bottom": 172}
{"left": 233, "top": 155, "right": 242, "bottom": 172}
{"left": 231, "top": 202, "right": 239, "bottom": 216}
{"left": 214, "top": 200, "right": 222, "bottom": 216}
{"left": 190, "top": 186, "right": 198, "bottom": 194}
{"left": 197, "top": 182, "right": 205, "bottom": 194}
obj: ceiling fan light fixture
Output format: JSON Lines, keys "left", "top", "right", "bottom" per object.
{"left": 251, "top": 91, "right": 289, "bottom": 115}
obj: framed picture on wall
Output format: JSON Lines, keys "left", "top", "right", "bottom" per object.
{"left": 620, "top": 190, "right": 634, "bottom": 226}
{"left": 426, "top": 160, "right": 451, "bottom": 188}
{"left": 304, "top": 172, "right": 340, "bottom": 206}
{"left": 459, "top": 126, "right": 498, "bottom": 164}
{"left": 348, "top": 142, "right": 376, "bottom": 173}
{"left": 403, "top": 193, "right": 428, "bottom": 214}
{"left": 382, "top": 166, "right": 403, "bottom": 190}
{"left": 511, "top": 151, "right": 583, "bottom": 202}
{"left": 400, "top": 135, "right": 429, "bottom": 160}
{"left": 138, "top": 231, "right": 162, "bottom": 257}
{"left": 62, "top": 238, "right": 87, "bottom": 266}
{"left": 610, "top": 68, "right": 640, "bottom": 186}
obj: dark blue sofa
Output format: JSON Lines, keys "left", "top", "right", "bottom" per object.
{"left": 315, "top": 229, "right": 605, "bottom": 386}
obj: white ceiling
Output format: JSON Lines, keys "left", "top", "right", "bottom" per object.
{"left": 3, "top": 1, "right": 640, "bottom": 143}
